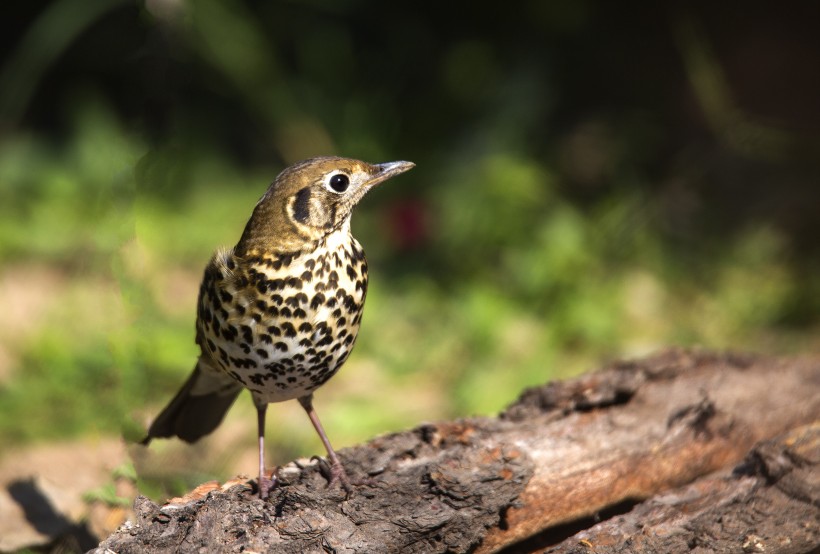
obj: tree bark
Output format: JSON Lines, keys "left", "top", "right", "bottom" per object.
{"left": 94, "top": 348, "right": 820, "bottom": 553}
{"left": 539, "top": 423, "right": 820, "bottom": 554}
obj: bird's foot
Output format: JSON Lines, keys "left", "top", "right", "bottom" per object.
{"left": 312, "top": 456, "right": 355, "bottom": 496}
{"left": 257, "top": 469, "right": 278, "bottom": 500}
{"left": 328, "top": 461, "right": 354, "bottom": 495}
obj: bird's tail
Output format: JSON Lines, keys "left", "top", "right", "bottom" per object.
{"left": 141, "top": 358, "right": 242, "bottom": 445}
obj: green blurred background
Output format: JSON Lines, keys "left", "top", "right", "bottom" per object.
{"left": 1, "top": 0, "right": 819, "bottom": 498}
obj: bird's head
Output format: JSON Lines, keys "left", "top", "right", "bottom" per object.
{"left": 236, "top": 156, "right": 414, "bottom": 256}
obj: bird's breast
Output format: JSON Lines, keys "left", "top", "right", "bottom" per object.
{"left": 196, "top": 233, "right": 369, "bottom": 402}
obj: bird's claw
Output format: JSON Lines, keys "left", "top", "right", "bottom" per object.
{"left": 257, "top": 470, "right": 278, "bottom": 500}
{"left": 311, "top": 455, "right": 354, "bottom": 496}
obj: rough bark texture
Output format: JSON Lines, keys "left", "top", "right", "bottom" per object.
{"left": 540, "top": 423, "right": 820, "bottom": 554}
{"left": 94, "top": 349, "right": 820, "bottom": 553}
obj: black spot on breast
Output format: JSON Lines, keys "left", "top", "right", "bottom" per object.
{"left": 293, "top": 187, "right": 311, "bottom": 224}
{"left": 294, "top": 308, "right": 306, "bottom": 318}
{"left": 298, "top": 322, "right": 312, "bottom": 333}
{"left": 268, "top": 325, "right": 281, "bottom": 337}
{"left": 256, "top": 348, "right": 269, "bottom": 359}
{"left": 301, "top": 270, "right": 312, "bottom": 282}
{"left": 220, "top": 290, "right": 233, "bottom": 303}
{"left": 274, "top": 341, "right": 288, "bottom": 352}
{"left": 240, "top": 325, "right": 253, "bottom": 344}
{"left": 281, "top": 322, "right": 297, "bottom": 337}
{"left": 346, "top": 264, "right": 357, "bottom": 280}
{"left": 310, "top": 293, "right": 326, "bottom": 310}
{"left": 271, "top": 294, "right": 283, "bottom": 305}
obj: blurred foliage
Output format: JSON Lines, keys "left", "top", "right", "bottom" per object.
{"left": 0, "top": 1, "right": 819, "bottom": 495}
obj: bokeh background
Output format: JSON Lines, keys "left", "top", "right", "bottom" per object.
{"left": 1, "top": 0, "right": 819, "bottom": 546}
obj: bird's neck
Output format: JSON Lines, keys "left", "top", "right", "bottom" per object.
{"left": 236, "top": 219, "right": 354, "bottom": 263}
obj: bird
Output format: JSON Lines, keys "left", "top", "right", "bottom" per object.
{"left": 141, "top": 156, "right": 415, "bottom": 499}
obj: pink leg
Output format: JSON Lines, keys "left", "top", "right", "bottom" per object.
{"left": 256, "top": 403, "right": 276, "bottom": 499}
{"left": 298, "top": 394, "right": 352, "bottom": 492}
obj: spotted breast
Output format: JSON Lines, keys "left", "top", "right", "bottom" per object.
{"left": 198, "top": 220, "right": 367, "bottom": 403}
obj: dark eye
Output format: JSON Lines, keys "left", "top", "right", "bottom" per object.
{"left": 328, "top": 173, "right": 350, "bottom": 193}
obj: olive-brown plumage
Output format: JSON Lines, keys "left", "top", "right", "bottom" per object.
{"left": 142, "top": 156, "right": 414, "bottom": 498}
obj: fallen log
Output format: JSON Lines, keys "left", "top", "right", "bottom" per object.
{"left": 95, "top": 348, "right": 820, "bottom": 553}
{"left": 540, "top": 422, "right": 820, "bottom": 554}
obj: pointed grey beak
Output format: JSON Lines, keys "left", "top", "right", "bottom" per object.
{"left": 368, "top": 160, "right": 415, "bottom": 187}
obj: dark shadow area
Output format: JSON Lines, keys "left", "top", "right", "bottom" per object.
{"left": 7, "top": 479, "right": 98, "bottom": 552}
{"left": 495, "top": 498, "right": 642, "bottom": 554}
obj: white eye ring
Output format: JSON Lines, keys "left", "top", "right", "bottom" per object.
{"left": 324, "top": 172, "right": 350, "bottom": 193}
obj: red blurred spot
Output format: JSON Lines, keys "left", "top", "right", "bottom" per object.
{"left": 385, "top": 199, "right": 430, "bottom": 250}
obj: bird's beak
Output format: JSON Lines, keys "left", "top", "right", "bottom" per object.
{"left": 367, "top": 161, "right": 415, "bottom": 187}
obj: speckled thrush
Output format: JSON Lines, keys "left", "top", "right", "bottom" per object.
{"left": 141, "top": 157, "right": 415, "bottom": 498}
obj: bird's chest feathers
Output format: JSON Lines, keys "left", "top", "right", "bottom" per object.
{"left": 199, "top": 230, "right": 369, "bottom": 393}
{"left": 243, "top": 233, "right": 369, "bottom": 330}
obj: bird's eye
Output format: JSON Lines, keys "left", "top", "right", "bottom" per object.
{"left": 326, "top": 173, "right": 350, "bottom": 193}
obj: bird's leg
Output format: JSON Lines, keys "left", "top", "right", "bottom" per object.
{"left": 256, "top": 402, "right": 276, "bottom": 499}
{"left": 298, "top": 394, "right": 352, "bottom": 493}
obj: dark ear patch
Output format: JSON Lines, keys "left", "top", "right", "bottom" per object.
{"left": 293, "top": 187, "right": 311, "bottom": 224}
